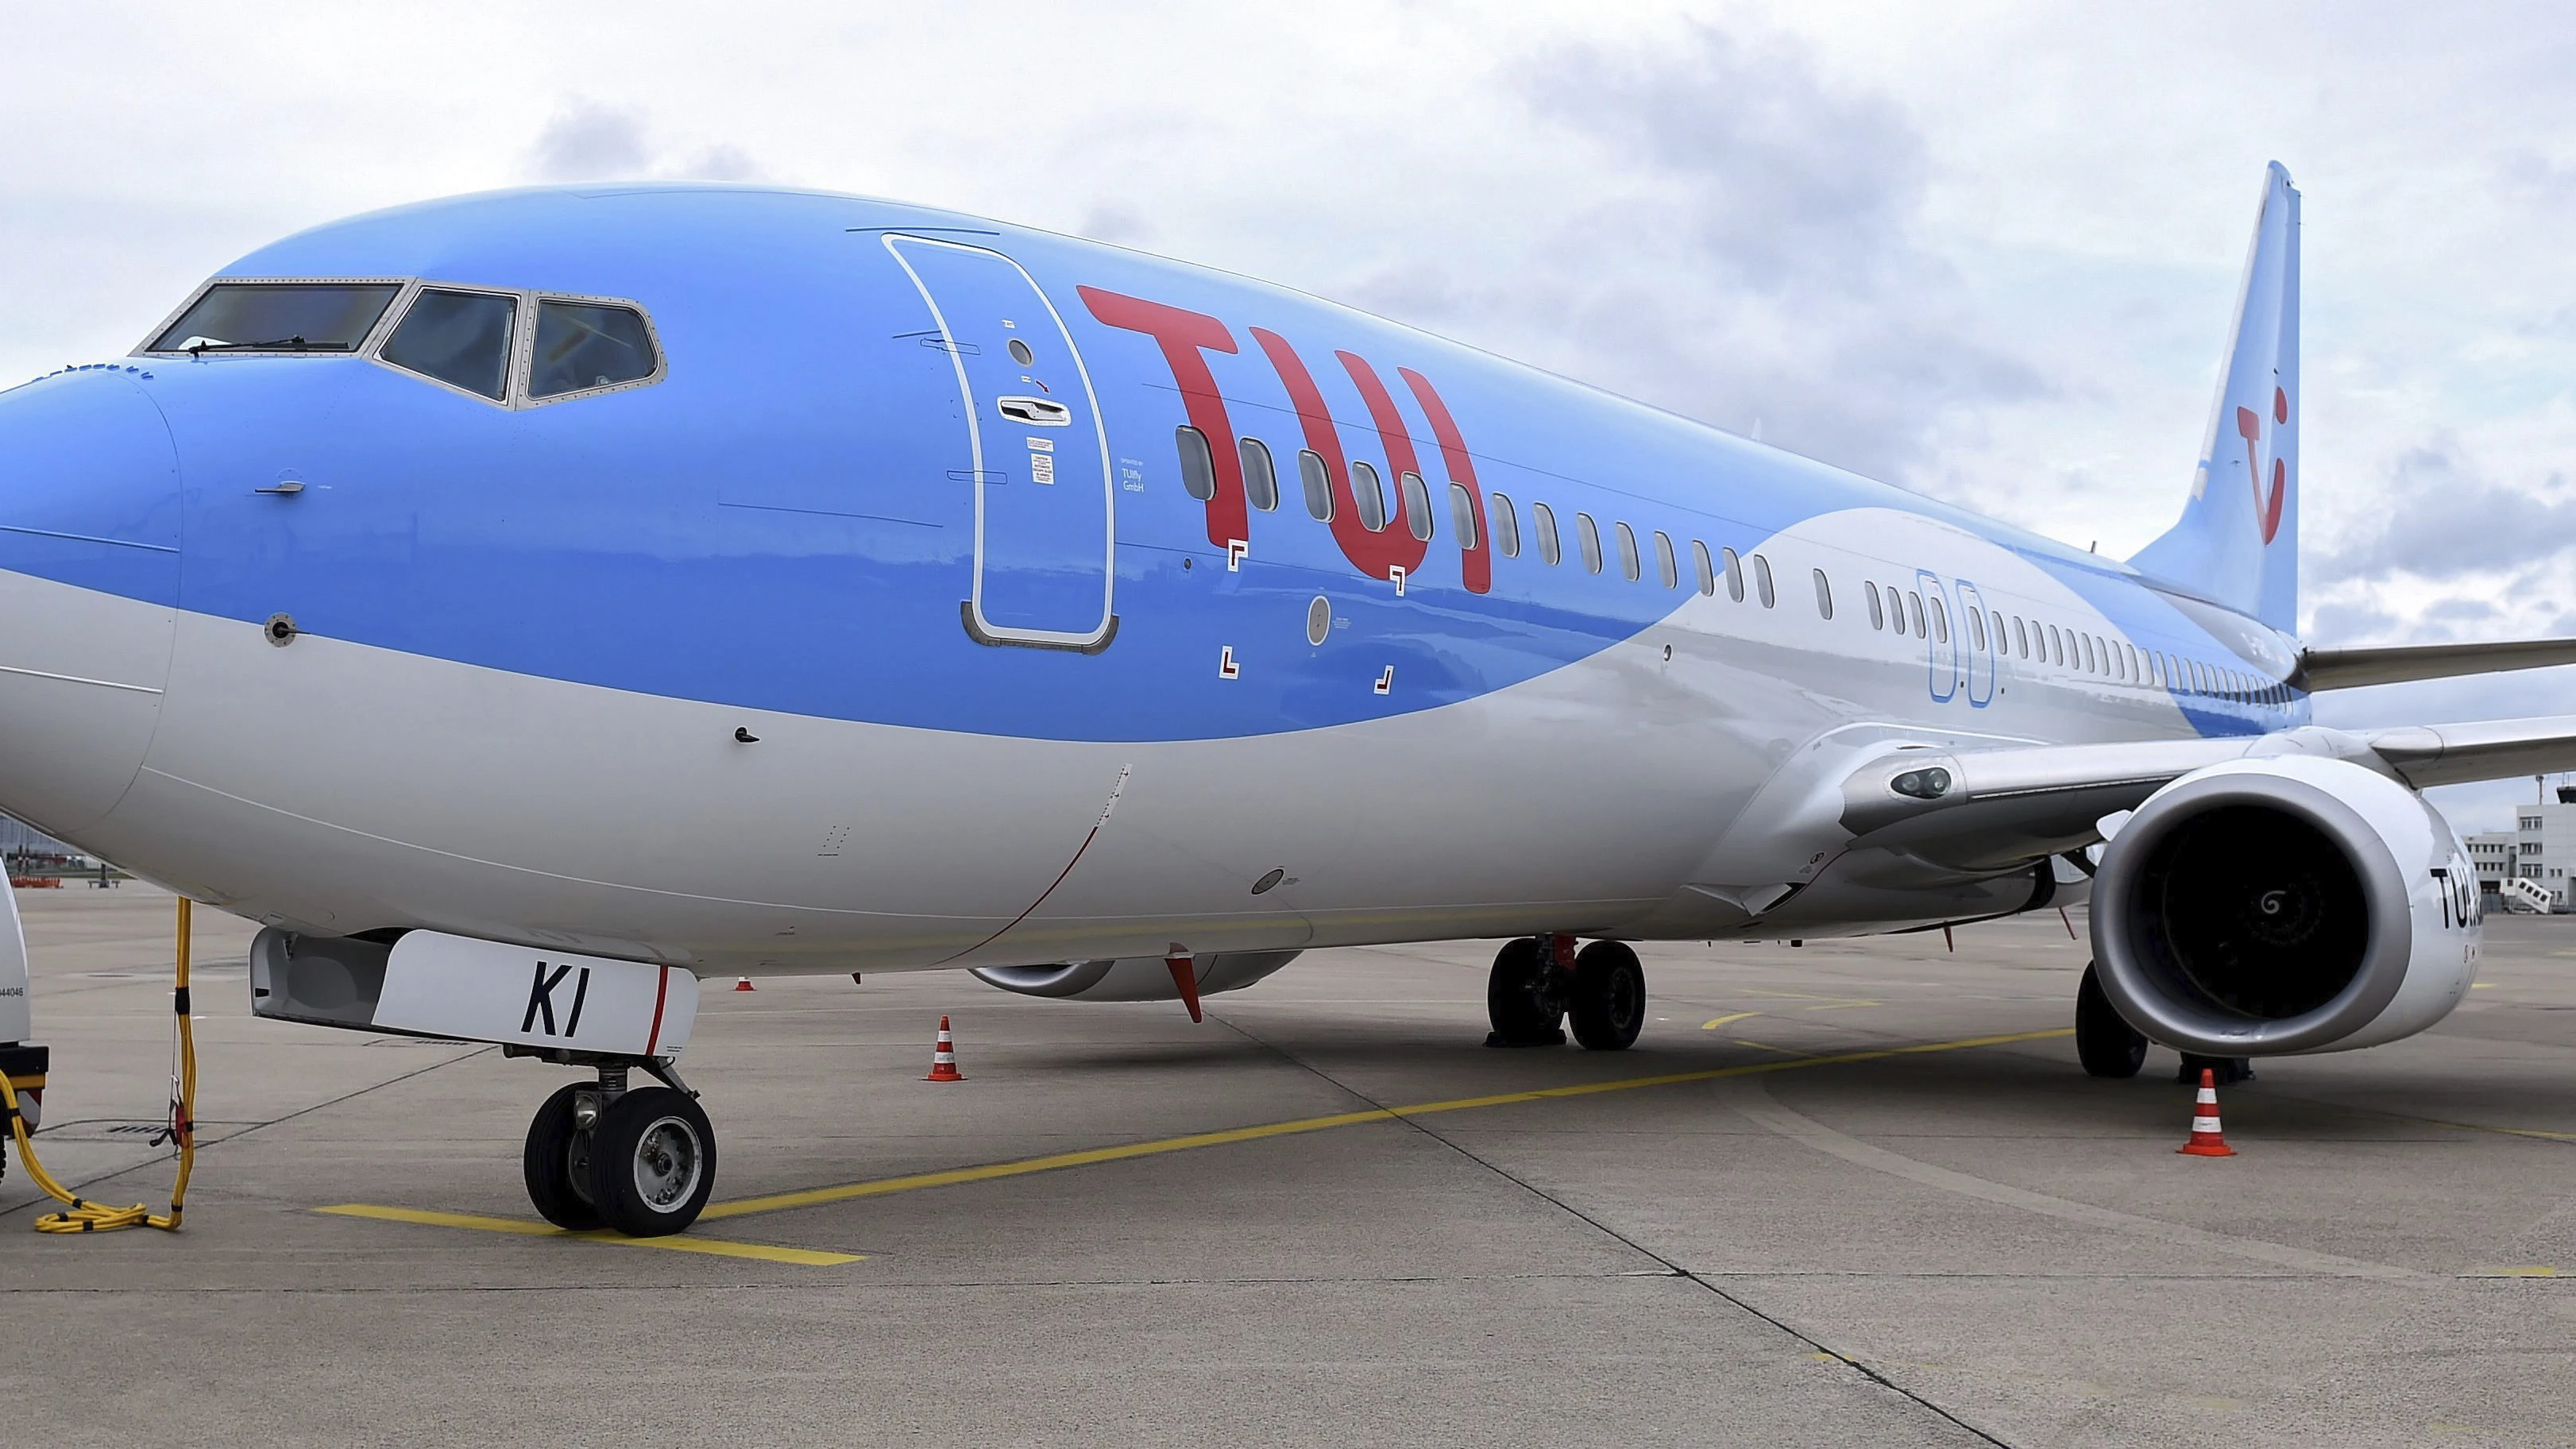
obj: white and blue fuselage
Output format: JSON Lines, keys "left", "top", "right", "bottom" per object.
{"left": 0, "top": 184, "right": 2308, "bottom": 977}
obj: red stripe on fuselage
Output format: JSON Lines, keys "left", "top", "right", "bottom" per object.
{"left": 1253, "top": 329, "right": 1426, "bottom": 582}
{"left": 1399, "top": 366, "right": 1491, "bottom": 595}
{"left": 1076, "top": 286, "right": 1246, "bottom": 550}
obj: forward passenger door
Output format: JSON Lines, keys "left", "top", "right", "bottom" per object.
{"left": 884, "top": 236, "right": 1117, "bottom": 651}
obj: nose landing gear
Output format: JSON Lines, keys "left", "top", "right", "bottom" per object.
{"left": 515, "top": 1053, "right": 716, "bottom": 1236}
{"left": 1485, "top": 937, "right": 1647, "bottom": 1050}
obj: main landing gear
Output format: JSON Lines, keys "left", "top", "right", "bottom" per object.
{"left": 1487, "top": 937, "right": 1646, "bottom": 1050}
{"left": 2076, "top": 961, "right": 2254, "bottom": 1084}
{"left": 2074, "top": 962, "right": 2147, "bottom": 1078}
{"left": 518, "top": 1055, "right": 716, "bottom": 1236}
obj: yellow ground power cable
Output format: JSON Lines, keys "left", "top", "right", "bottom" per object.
{"left": 0, "top": 896, "right": 196, "bottom": 1233}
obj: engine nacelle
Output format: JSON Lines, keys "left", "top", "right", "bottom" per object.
{"left": 2091, "top": 757, "right": 2480, "bottom": 1057}
{"left": 972, "top": 950, "right": 1300, "bottom": 1003}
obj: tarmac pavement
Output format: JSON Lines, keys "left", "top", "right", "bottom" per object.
{"left": 6, "top": 885, "right": 2576, "bottom": 1447}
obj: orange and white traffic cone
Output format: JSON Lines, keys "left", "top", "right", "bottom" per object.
{"left": 2176, "top": 1067, "right": 2236, "bottom": 1157}
{"left": 734, "top": 976, "right": 755, "bottom": 992}
{"left": 925, "top": 1015, "right": 964, "bottom": 1082}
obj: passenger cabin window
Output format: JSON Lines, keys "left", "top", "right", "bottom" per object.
{"left": 1351, "top": 461, "right": 1388, "bottom": 531}
{"left": 1929, "top": 596, "right": 1947, "bottom": 642}
{"left": 1491, "top": 494, "right": 1520, "bottom": 556}
{"left": 2013, "top": 617, "right": 2028, "bottom": 658}
{"left": 1240, "top": 439, "right": 1279, "bottom": 511}
{"left": 1614, "top": 522, "right": 1640, "bottom": 581}
{"left": 1175, "top": 426, "right": 1218, "bottom": 501}
{"left": 1813, "top": 569, "right": 1833, "bottom": 620}
{"left": 1721, "top": 547, "right": 1745, "bottom": 602}
{"left": 1300, "top": 450, "right": 1334, "bottom": 521}
{"left": 529, "top": 300, "right": 657, "bottom": 399}
{"left": 1693, "top": 541, "right": 1717, "bottom": 596}
{"left": 1865, "top": 581, "right": 1885, "bottom": 629}
{"left": 1967, "top": 605, "right": 1987, "bottom": 651}
{"left": 150, "top": 281, "right": 401, "bottom": 354}
{"left": 1533, "top": 502, "right": 1561, "bottom": 565}
{"left": 380, "top": 288, "right": 516, "bottom": 401}
{"left": 1400, "top": 471, "right": 1435, "bottom": 542}
{"left": 1448, "top": 483, "right": 1478, "bottom": 550}
{"left": 1654, "top": 531, "right": 1678, "bottom": 589}
{"left": 1908, "top": 592, "right": 1925, "bottom": 636}
{"left": 1752, "top": 553, "right": 1775, "bottom": 608}
{"left": 1575, "top": 513, "right": 1603, "bottom": 574}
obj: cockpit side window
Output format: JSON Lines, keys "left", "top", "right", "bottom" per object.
{"left": 380, "top": 288, "right": 517, "bottom": 402}
{"left": 530, "top": 300, "right": 660, "bottom": 400}
{"left": 146, "top": 282, "right": 402, "bottom": 354}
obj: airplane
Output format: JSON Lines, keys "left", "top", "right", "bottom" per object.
{"left": 1, "top": 160, "right": 2570, "bottom": 1236}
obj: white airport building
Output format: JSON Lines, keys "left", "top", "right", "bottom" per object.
{"left": 2467, "top": 782, "right": 2576, "bottom": 912}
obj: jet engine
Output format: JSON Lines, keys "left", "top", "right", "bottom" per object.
{"left": 972, "top": 950, "right": 1300, "bottom": 1003}
{"left": 2090, "top": 756, "right": 2480, "bottom": 1057}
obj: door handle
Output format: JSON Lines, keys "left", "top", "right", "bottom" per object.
{"left": 254, "top": 480, "right": 305, "bottom": 497}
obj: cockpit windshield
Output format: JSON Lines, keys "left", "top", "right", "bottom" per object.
{"left": 149, "top": 283, "right": 402, "bottom": 354}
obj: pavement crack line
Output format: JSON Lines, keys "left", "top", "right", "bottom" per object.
{"left": 0, "top": 1045, "right": 496, "bottom": 1221}
{"left": 1210, "top": 1011, "right": 2019, "bottom": 1449}
{"left": 1718, "top": 1076, "right": 2428, "bottom": 1284}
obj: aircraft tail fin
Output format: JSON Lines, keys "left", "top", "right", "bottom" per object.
{"left": 2130, "top": 162, "right": 2300, "bottom": 633}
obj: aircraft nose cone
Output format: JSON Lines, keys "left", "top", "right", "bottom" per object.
{"left": 0, "top": 367, "right": 182, "bottom": 840}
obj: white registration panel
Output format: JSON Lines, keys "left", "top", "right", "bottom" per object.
{"left": 376, "top": 931, "right": 698, "bottom": 1057}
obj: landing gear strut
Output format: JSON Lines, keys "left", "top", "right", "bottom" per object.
{"left": 516, "top": 1055, "right": 716, "bottom": 1236}
{"left": 2075, "top": 961, "right": 2147, "bottom": 1079}
{"left": 1486, "top": 937, "right": 1647, "bottom": 1051}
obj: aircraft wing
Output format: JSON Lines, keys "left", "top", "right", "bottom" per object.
{"left": 1837, "top": 716, "right": 2576, "bottom": 870}
{"left": 2297, "top": 637, "right": 2576, "bottom": 690}
{"left": 2350, "top": 714, "right": 2576, "bottom": 788}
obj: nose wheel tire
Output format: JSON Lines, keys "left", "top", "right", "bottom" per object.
{"left": 1486, "top": 937, "right": 1568, "bottom": 1046}
{"left": 2076, "top": 962, "right": 2148, "bottom": 1079}
{"left": 1569, "top": 941, "right": 1646, "bottom": 1051}
{"left": 585, "top": 1085, "right": 716, "bottom": 1236}
{"left": 523, "top": 1083, "right": 603, "bottom": 1231}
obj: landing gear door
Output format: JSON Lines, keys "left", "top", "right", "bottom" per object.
{"left": 883, "top": 235, "right": 1117, "bottom": 651}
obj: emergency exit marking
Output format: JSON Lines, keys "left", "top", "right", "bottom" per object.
{"left": 1375, "top": 666, "right": 1394, "bottom": 695}
{"left": 1389, "top": 565, "right": 1407, "bottom": 597}
{"left": 1227, "top": 539, "right": 1247, "bottom": 571}
{"left": 1219, "top": 646, "right": 1240, "bottom": 680}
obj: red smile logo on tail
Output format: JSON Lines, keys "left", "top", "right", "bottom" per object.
{"left": 2234, "top": 386, "right": 2289, "bottom": 544}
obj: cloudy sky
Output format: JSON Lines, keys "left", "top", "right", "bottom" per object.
{"left": 5, "top": 2, "right": 2571, "bottom": 826}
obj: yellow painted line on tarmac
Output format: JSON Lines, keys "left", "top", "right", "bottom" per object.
{"left": 2462, "top": 1265, "right": 2558, "bottom": 1277}
{"left": 1700, "top": 1011, "right": 1760, "bottom": 1030}
{"left": 699, "top": 1026, "right": 2076, "bottom": 1223}
{"left": 1741, "top": 987, "right": 1883, "bottom": 1009}
{"left": 315, "top": 1203, "right": 865, "bottom": 1265}
{"left": 2427, "top": 1119, "right": 2576, "bottom": 1144}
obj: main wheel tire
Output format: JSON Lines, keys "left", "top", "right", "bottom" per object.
{"left": 2076, "top": 962, "right": 2148, "bottom": 1079}
{"left": 584, "top": 1086, "right": 716, "bottom": 1237}
{"left": 523, "top": 1083, "right": 603, "bottom": 1231}
{"left": 1569, "top": 941, "right": 1647, "bottom": 1051}
{"left": 1486, "top": 938, "right": 1566, "bottom": 1045}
